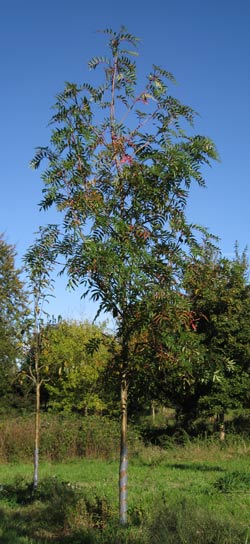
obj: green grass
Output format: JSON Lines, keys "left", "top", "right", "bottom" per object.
{"left": 0, "top": 441, "right": 249, "bottom": 543}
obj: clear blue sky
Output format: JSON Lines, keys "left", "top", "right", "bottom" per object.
{"left": 1, "top": 0, "right": 250, "bottom": 321}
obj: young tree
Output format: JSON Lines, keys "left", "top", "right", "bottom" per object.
{"left": 0, "top": 234, "right": 29, "bottom": 411}
{"left": 24, "top": 231, "right": 55, "bottom": 489}
{"left": 30, "top": 28, "right": 217, "bottom": 523}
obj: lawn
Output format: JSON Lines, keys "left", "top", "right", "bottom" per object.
{"left": 0, "top": 440, "right": 249, "bottom": 543}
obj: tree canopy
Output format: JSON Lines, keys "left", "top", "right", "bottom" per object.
{"left": 40, "top": 320, "right": 112, "bottom": 414}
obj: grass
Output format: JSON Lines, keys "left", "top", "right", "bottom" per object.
{"left": 0, "top": 439, "right": 249, "bottom": 543}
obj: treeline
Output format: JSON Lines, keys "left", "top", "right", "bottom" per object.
{"left": 0, "top": 233, "right": 249, "bottom": 436}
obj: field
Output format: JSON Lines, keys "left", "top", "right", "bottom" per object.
{"left": 0, "top": 437, "right": 249, "bottom": 543}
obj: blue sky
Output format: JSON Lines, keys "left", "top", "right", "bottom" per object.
{"left": 1, "top": 0, "right": 250, "bottom": 321}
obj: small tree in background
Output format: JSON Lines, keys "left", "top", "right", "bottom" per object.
{"left": 30, "top": 27, "right": 217, "bottom": 523}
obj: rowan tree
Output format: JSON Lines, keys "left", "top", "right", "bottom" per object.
{"left": 30, "top": 27, "right": 217, "bottom": 523}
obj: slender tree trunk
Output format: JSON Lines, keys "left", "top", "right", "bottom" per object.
{"left": 219, "top": 412, "right": 225, "bottom": 442}
{"left": 119, "top": 371, "right": 128, "bottom": 525}
{"left": 151, "top": 401, "right": 156, "bottom": 424}
{"left": 34, "top": 382, "right": 40, "bottom": 489}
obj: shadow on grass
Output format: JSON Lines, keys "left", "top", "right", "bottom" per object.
{"left": 0, "top": 503, "right": 140, "bottom": 544}
{"left": 0, "top": 477, "right": 110, "bottom": 543}
{"left": 166, "top": 462, "right": 226, "bottom": 472}
{"left": 0, "top": 504, "right": 98, "bottom": 544}
{"left": 147, "top": 500, "right": 249, "bottom": 544}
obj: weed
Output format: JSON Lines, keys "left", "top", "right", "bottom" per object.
{"left": 0, "top": 476, "right": 34, "bottom": 505}
{"left": 214, "top": 470, "right": 250, "bottom": 493}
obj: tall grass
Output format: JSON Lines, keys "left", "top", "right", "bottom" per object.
{"left": 0, "top": 413, "right": 249, "bottom": 464}
{"left": 0, "top": 414, "right": 141, "bottom": 462}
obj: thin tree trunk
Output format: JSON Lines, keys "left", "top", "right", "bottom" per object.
{"left": 34, "top": 382, "right": 40, "bottom": 489}
{"left": 219, "top": 412, "right": 225, "bottom": 441}
{"left": 119, "top": 372, "right": 128, "bottom": 525}
{"left": 151, "top": 401, "right": 156, "bottom": 424}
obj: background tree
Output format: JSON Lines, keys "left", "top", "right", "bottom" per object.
{"left": 30, "top": 27, "right": 217, "bottom": 523}
{"left": 0, "top": 234, "right": 29, "bottom": 412}
{"left": 181, "top": 243, "right": 250, "bottom": 436}
{"left": 41, "top": 319, "right": 112, "bottom": 415}
{"left": 128, "top": 289, "right": 206, "bottom": 426}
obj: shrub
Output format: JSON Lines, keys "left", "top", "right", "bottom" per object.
{"left": 0, "top": 475, "right": 113, "bottom": 532}
{"left": 0, "top": 414, "right": 141, "bottom": 462}
{"left": 228, "top": 411, "right": 250, "bottom": 436}
{"left": 0, "top": 475, "right": 34, "bottom": 505}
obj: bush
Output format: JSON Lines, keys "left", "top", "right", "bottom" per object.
{"left": 227, "top": 411, "right": 250, "bottom": 436}
{"left": 0, "top": 475, "right": 34, "bottom": 505}
{"left": 0, "top": 414, "right": 141, "bottom": 462}
{"left": 0, "top": 475, "right": 113, "bottom": 532}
